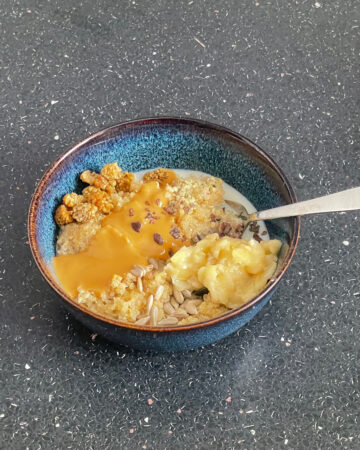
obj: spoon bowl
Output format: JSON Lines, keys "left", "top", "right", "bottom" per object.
{"left": 226, "top": 186, "right": 360, "bottom": 229}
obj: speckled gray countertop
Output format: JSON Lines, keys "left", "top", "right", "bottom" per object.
{"left": 1, "top": 1, "right": 359, "bottom": 449}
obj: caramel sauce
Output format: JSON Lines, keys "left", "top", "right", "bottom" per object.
{"left": 53, "top": 180, "right": 184, "bottom": 298}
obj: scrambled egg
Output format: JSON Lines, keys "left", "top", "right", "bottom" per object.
{"left": 166, "top": 234, "right": 282, "bottom": 309}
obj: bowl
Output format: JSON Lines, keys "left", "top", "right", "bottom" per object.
{"left": 28, "top": 117, "right": 300, "bottom": 352}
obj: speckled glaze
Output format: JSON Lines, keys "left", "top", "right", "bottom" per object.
{"left": 28, "top": 117, "right": 300, "bottom": 351}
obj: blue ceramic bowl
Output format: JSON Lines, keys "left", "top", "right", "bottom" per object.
{"left": 28, "top": 117, "right": 300, "bottom": 352}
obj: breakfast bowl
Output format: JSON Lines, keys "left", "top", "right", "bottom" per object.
{"left": 28, "top": 117, "right": 300, "bottom": 352}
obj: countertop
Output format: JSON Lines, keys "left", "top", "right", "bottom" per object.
{"left": 1, "top": 1, "right": 359, "bottom": 449}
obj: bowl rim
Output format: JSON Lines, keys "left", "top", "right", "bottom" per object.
{"left": 28, "top": 116, "right": 300, "bottom": 332}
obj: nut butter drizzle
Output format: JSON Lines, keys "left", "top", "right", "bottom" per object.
{"left": 53, "top": 176, "right": 187, "bottom": 298}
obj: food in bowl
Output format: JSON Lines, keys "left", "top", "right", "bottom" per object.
{"left": 53, "top": 163, "right": 281, "bottom": 326}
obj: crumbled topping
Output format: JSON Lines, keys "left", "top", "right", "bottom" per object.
{"left": 218, "top": 221, "right": 243, "bottom": 238}
{"left": 249, "top": 222, "right": 260, "bottom": 234}
{"left": 163, "top": 201, "right": 177, "bottom": 215}
{"left": 253, "top": 233, "right": 262, "bottom": 243}
{"left": 219, "top": 222, "right": 232, "bottom": 236}
{"left": 169, "top": 226, "right": 181, "bottom": 239}
{"left": 131, "top": 221, "right": 142, "bottom": 233}
{"left": 153, "top": 233, "right": 164, "bottom": 245}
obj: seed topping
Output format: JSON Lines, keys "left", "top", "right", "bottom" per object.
{"left": 153, "top": 233, "right": 163, "bottom": 245}
{"left": 131, "top": 221, "right": 142, "bottom": 233}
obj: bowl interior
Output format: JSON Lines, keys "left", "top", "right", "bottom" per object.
{"left": 30, "top": 118, "right": 298, "bottom": 321}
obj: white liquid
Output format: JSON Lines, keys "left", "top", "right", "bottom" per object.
{"left": 135, "top": 168, "right": 269, "bottom": 241}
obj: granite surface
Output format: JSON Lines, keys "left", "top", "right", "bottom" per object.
{"left": 0, "top": 0, "right": 359, "bottom": 449}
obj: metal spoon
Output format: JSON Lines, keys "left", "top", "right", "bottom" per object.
{"left": 225, "top": 186, "right": 360, "bottom": 227}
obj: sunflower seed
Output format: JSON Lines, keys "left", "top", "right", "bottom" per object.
{"left": 172, "top": 308, "right": 188, "bottom": 319}
{"left": 135, "top": 316, "right": 150, "bottom": 325}
{"left": 158, "top": 317, "right": 179, "bottom": 326}
{"left": 163, "top": 302, "right": 175, "bottom": 315}
{"left": 146, "top": 295, "right": 154, "bottom": 315}
{"left": 183, "top": 299, "right": 197, "bottom": 307}
{"left": 131, "top": 265, "right": 146, "bottom": 277}
{"left": 150, "top": 305, "right": 158, "bottom": 326}
{"left": 136, "top": 313, "right": 148, "bottom": 320}
{"left": 148, "top": 258, "right": 159, "bottom": 270}
{"left": 154, "top": 285, "right": 164, "bottom": 301}
{"left": 137, "top": 277, "right": 143, "bottom": 292}
{"left": 183, "top": 302, "right": 198, "bottom": 315}
{"left": 188, "top": 298, "right": 203, "bottom": 307}
{"left": 182, "top": 289, "right": 192, "bottom": 298}
{"left": 170, "top": 297, "right": 179, "bottom": 310}
{"left": 173, "top": 288, "right": 184, "bottom": 304}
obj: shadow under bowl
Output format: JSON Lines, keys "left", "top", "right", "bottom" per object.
{"left": 28, "top": 117, "right": 300, "bottom": 352}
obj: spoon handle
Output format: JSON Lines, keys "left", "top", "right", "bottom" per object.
{"left": 256, "top": 187, "right": 360, "bottom": 221}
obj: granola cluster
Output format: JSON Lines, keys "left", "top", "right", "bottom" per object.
{"left": 54, "top": 163, "right": 136, "bottom": 226}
